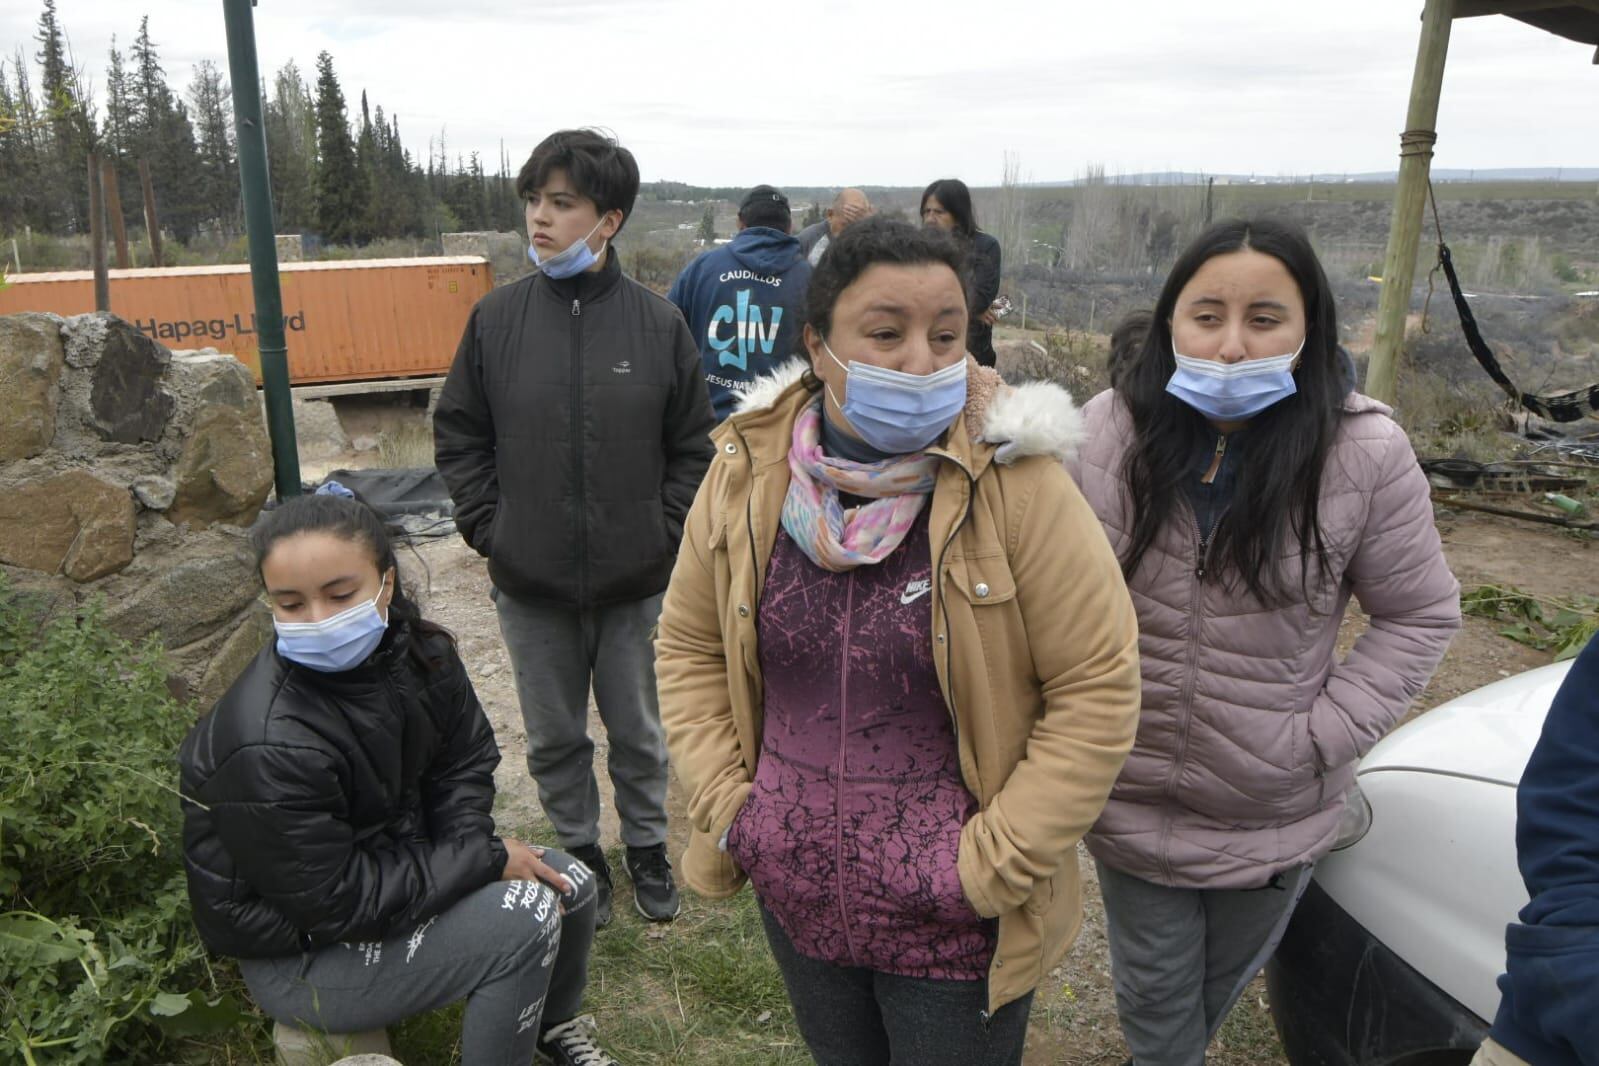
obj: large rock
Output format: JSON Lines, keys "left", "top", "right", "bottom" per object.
{"left": 166, "top": 405, "right": 274, "bottom": 529}
{"left": 193, "top": 607, "right": 273, "bottom": 710}
{"left": 0, "top": 313, "right": 66, "bottom": 461}
{"left": 0, "top": 470, "right": 136, "bottom": 582}
{"left": 85, "top": 317, "right": 177, "bottom": 443}
{"left": 169, "top": 350, "right": 256, "bottom": 411}
{"left": 104, "top": 535, "right": 259, "bottom": 648}
{"left": 291, "top": 397, "right": 351, "bottom": 461}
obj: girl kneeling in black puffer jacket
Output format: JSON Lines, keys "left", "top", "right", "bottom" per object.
{"left": 179, "top": 493, "right": 618, "bottom": 1066}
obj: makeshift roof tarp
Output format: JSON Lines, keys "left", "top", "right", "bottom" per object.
{"left": 1457, "top": 1, "right": 1599, "bottom": 54}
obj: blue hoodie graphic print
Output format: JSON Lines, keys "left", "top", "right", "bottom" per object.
{"left": 667, "top": 227, "right": 812, "bottom": 421}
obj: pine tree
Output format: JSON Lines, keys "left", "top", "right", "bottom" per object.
{"left": 188, "top": 60, "right": 236, "bottom": 234}
{"left": 264, "top": 61, "right": 316, "bottom": 231}
{"left": 4, "top": 48, "right": 49, "bottom": 232}
{"left": 312, "top": 51, "right": 366, "bottom": 244}
{"left": 35, "top": 0, "right": 93, "bottom": 230}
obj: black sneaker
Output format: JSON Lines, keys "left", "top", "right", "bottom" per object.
{"left": 537, "top": 1014, "right": 618, "bottom": 1066}
{"left": 567, "top": 843, "right": 612, "bottom": 928}
{"left": 624, "top": 844, "right": 680, "bottom": 922}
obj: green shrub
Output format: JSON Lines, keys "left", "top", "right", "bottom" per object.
{"left": 0, "top": 576, "right": 253, "bottom": 1064}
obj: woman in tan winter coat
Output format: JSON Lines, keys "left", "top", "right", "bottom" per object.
{"left": 656, "top": 217, "right": 1142, "bottom": 1065}
{"left": 1070, "top": 219, "right": 1462, "bottom": 1066}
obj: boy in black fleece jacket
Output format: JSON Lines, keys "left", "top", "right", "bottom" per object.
{"left": 434, "top": 129, "right": 714, "bottom": 929}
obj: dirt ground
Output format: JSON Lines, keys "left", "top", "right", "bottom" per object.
{"left": 399, "top": 507, "right": 1592, "bottom": 1066}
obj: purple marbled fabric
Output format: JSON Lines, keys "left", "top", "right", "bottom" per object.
{"left": 730, "top": 509, "right": 994, "bottom": 980}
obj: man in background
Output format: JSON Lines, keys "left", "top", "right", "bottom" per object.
{"left": 795, "top": 187, "right": 872, "bottom": 267}
{"left": 668, "top": 185, "right": 811, "bottom": 420}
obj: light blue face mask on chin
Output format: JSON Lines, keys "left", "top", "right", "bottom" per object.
{"left": 1165, "top": 337, "right": 1306, "bottom": 423}
{"left": 529, "top": 217, "right": 609, "bottom": 280}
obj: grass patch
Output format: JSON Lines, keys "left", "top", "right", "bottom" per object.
{"left": 376, "top": 421, "right": 436, "bottom": 469}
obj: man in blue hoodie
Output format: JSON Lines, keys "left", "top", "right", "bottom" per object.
{"left": 1474, "top": 635, "right": 1599, "bottom": 1066}
{"left": 667, "top": 185, "right": 811, "bottom": 420}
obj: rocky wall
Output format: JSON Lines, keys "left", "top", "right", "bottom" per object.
{"left": 0, "top": 311, "right": 276, "bottom": 710}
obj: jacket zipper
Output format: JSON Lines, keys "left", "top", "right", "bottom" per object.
{"left": 930, "top": 455, "right": 987, "bottom": 1024}
{"left": 933, "top": 459, "right": 977, "bottom": 746}
{"left": 571, "top": 298, "right": 587, "bottom": 605}
{"left": 1201, "top": 434, "right": 1227, "bottom": 486}
{"left": 835, "top": 570, "right": 861, "bottom": 966}
{"left": 1158, "top": 507, "right": 1215, "bottom": 884}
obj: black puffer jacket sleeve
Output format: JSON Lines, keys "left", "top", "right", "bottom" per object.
{"left": 435, "top": 306, "right": 500, "bottom": 557}
{"left": 207, "top": 738, "right": 501, "bottom": 948}
{"left": 660, "top": 313, "right": 715, "bottom": 547}
{"left": 420, "top": 643, "right": 501, "bottom": 849}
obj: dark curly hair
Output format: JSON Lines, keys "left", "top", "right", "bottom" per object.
{"left": 803, "top": 215, "right": 970, "bottom": 346}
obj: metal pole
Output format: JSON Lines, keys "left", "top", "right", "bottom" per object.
{"left": 102, "top": 157, "right": 132, "bottom": 268}
{"left": 1367, "top": 0, "right": 1454, "bottom": 405}
{"left": 88, "top": 152, "right": 109, "bottom": 311}
{"left": 223, "top": 0, "right": 301, "bottom": 498}
{"left": 138, "top": 158, "right": 164, "bottom": 267}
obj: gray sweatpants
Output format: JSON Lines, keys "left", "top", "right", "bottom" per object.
{"left": 240, "top": 850, "right": 596, "bottom": 1066}
{"left": 494, "top": 588, "right": 669, "bottom": 850}
{"left": 1096, "top": 859, "right": 1312, "bottom": 1066}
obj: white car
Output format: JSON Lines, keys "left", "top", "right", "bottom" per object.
{"left": 1267, "top": 660, "right": 1575, "bottom": 1066}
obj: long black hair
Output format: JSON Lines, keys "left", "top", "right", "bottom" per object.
{"left": 250, "top": 493, "right": 457, "bottom": 670}
{"left": 920, "top": 178, "right": 978, "bottom": 240}
{"left": 1116, "top": 218, "right": 1343, "bottom": 605}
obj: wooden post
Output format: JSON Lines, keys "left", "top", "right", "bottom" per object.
{"left": 138, "top": 158, "right": 164, "bottom": 268}
{"left": 101, "top": 157, "right": 131, "bottom": 269}
{"left": 1367, "top": 0, "right": 1455, "bottom": 405}
{"left": 88, "top": 153, "right": 110, "bottom": 312}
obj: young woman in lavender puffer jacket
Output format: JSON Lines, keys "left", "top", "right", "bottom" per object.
{"left": 656, "top": 218, "right": 1143, "bottom": 1065}
{"left": 1068, "top": 219, "right": 1463, "bottom": 1066}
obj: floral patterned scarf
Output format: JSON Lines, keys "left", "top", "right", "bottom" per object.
{"left": 779, "top": 401, "right": 940, "bottom": 572}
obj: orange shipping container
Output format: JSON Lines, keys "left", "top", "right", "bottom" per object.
{"left": 0, "top": 257, "right": 493, "bottom": 385}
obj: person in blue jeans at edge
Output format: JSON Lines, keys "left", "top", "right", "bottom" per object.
{"left": 178, "top": 493, "right": 618, "bottom": 1066}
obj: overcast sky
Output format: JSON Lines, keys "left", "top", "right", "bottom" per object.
{"left": 2, "top": 0, "right": 1595, "bottom": 187}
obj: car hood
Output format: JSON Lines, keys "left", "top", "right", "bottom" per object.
{"left": 1358, "top": 660, "right": 1574, "bottom": 786}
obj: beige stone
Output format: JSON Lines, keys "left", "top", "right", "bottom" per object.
{"left": 0, "top": 313, "right": 65, "bottom": 461}
{"left": 0, "top": 470, "right": 135, "bottom": 582}
{"left": 194, "top": 607, "right": 273, "bottom": 710}
{"left": 166, "top": 404, "right": 275, "bottom": 529}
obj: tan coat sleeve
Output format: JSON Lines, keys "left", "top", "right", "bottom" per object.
{"left": 654, "top": 478, "right": 754, "bottom": 854}
{"left": 958, "top": 462, "right": 1143, "bottom": 917}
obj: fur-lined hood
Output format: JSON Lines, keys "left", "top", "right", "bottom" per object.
{"left": 731, "top": 358, "right": 1084, "bottom": 467}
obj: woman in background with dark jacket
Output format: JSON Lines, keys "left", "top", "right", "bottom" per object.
{"left": 178, "top": 493, "right": 616, "bottom": 1066}
{"left": 921, "top": 178, "right": 1002, "bottom": 368}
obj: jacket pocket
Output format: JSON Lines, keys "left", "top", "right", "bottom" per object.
{"left": 948, "top": 551, "right": 1018, "bottom": 607}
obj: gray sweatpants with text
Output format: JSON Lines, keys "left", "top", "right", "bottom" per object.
{"left": 240, "top": 850, "right": 596, "bottom": 1066}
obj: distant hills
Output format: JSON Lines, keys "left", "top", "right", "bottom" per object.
{"left": 1037, "top": 168, "right": 1599, "bottom": 187}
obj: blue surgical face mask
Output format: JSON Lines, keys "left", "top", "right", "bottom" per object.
{"left": 822, "top": 339, "right": 967, "bottom": 454}
{"left": 274, "top": 574, "right": 390, "bottom": 673}
{"left": 529, "top": 217, "right": 608, "bottom": 280}
{"left": 1165, "top": 338, "right": 1305, "bottom": 422}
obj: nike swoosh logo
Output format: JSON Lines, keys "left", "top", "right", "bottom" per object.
{"left": 900, "top": 587, "right": 931, "bottom": 605}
